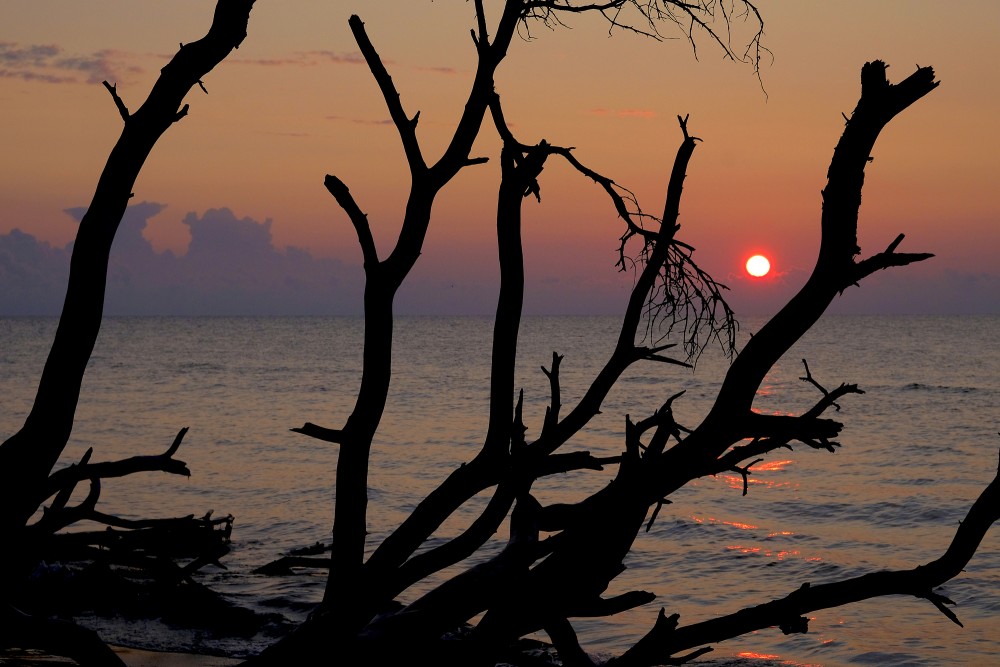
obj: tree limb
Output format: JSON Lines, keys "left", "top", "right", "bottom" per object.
{"left": 41, "top": 427, "right": 191, "bottom": 506}
{"left": 101, "top": 81, "right": 130, "bottom": 121}
{"left": 0, "top": 0, "right": 257, "bottom": 538}
{"left": 348, "top": 15, "right": 426, "bottom": 175}
{"left": 657, "top": 62, "right": 939, "bottom": 483}
{"left": 290, "top": 422, "right": 344, "bottom": 444}
{"left": 849, "top": 232, "right": 934, "bottom": 287}
{"left": 324, "top": 174, "right": 378, "bottom": 266}
{"left": 614, "top": 451, "right": 1000, "bottom": 665}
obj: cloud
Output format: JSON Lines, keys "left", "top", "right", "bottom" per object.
{"left": 0, "top": 39, "right": 456, "bottom": 89}
{"left": 0, "top": 69, "right": 75, "bottom": 84}
{"left": 307, "top": 50, "right": 366, "bottom": 66}
{"left": 232, "top": 50, "right": 366, "bottom": 67}
{"left": 231, "top": 50, "right": 463, "bottom": 76}
{"left": 0, "top": 42, "right": 143, "bottom": 85}
{"left": 0, "top": 229, "right": 70, "bottom": 314}
{"left": 0, "top": 203, "right": 364, "bottom": 316}
{"left": 4, "top": 204, "right": 998, "bottom": 316}
{"left": 55, "top": 49, "right": 142, "bottom": 84}
{"left": 414, "top": 65, "right": 465, "bottom": 76}
{"left": 0, "top": 43, "right": 60, "bottom": 65}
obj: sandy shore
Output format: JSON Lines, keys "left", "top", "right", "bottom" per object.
{"left": 112, "top": 647, "right": 241, "bottom": 667}
{"left": 0, "top": 646, "right": 241, "bottom": 666}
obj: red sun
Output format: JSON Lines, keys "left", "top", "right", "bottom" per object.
{"left": 745, "top": 254, "right": 771, "bottom": 277}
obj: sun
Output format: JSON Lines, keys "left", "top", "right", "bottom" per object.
{"left": 746, "top": 254, "right": 771, "bottom": 278}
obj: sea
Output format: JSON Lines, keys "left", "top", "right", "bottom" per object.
{"left": 1, "top": 314, "right": 999, "bottom": 666}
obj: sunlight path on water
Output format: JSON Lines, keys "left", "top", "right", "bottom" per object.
{"left": 1, "top": 315, "right": 998, "bottom": 664}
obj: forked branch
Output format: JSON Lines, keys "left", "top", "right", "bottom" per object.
{"left": 849, "top": 232, "right": 934, "bottom": 287}
{"left": 41, "top": 428, "right": 192, "bottom": 509}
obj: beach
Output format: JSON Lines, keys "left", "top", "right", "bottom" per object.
{"left": 0, "top": 646, "right": 240, "bottom": 666}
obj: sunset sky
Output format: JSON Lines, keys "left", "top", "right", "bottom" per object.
{"left": 2, "top": 1, "right": 998, "bottom": 315}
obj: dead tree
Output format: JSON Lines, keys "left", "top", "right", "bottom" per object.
{"left": 243, "top": 2, "right": 764, "bottom": 664}
{"left": 0, "top": 2, "right": 256, "bottom": 664}
{"left": 6, "top": 2, "right": 990, "bottom": 666}
{"left": 242, "top": 2, "right": 998, "bottom": 666}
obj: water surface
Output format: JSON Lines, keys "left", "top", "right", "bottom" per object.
{"left": 1, "top": 315, "right": 998, "bottom": 665}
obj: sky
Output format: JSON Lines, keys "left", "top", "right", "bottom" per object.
{"left": 1, "top": 1, "right": 999, "bottom": 316}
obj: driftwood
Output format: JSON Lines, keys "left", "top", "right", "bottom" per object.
{"left": 15, "top": 508, "right": 285, "bottom": 643}
{"left": 17, "top": 510, "right": 231, "bottom": 603}
{"left": 253, "top": 541, "right": 331, "bottom": 575}
{"left": 39, "top": 511, "right": 232, "bottom": 568}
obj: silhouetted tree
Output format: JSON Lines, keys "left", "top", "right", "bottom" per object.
{"left": 242, "top": 4, "right": 996, "bottom": 667}
{"left": 0, "top": 2, "right": 255, "bottom": 664}
{"left": 5, "top": 2, "right": 998, "bottom": 667}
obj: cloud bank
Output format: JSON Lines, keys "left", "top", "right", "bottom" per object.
{"left": 0, "top": 203, "right": 363, "bottom": 315}
{"left": 0, "top": 42, "right": 141, "bottom": 85}
{"left": 2, "top": 203, "right": 998, "bottom": 316}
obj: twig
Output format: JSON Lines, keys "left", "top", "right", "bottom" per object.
{"left": 291, "top": 422, "right": 344, "bottom": 444}
{"left": 101, "top": 81, "right": 130, "bottom": 121}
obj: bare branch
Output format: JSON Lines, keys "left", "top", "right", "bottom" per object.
{"left": 42, "top": 428, "right": 191, "bottom": 506}
{"left": 164, "top": 426, "right": 187, "bottom": 457}
{"left": 618, "top": 451, "right": 1000, "bottom": 664}
{"left": 729, "top": 457, "right": 763, "bottom": 496}
{"left": 474, "top": 0, "right": 490, "bottom": 48}
{"left": 544, "top": 617, "right": 598, "bottom": 667}
{"left": 47, "top": 447, "right": 92, "bottom": 516}
{"left": 540, "top": 352, "right": 564, "bottom": 437}
{"left": 513, "top": 389, "right": 528, "bottom": 452}
{"left": 291, "top": 422, "right": 344, "bottom": 444}
{"left": 30, "top": 478, "right": 101, "bottom": 536}
{"left": 348, "top": 15, "right": 426, "bottom": 174}
{"left": 919, "top": 589, "right": 963, "bottom": 627}
{"left": 101, "top": 81, "right": 130, "bottom": 121}
{"left": 644, "top": 497, "right": 672, "bottom": 533}
{"left": 532, "top": 451, "right": 620, "bottom": 477}
{"left": 0, "top": 0, "right": 257, "bottom": 540}
{"left": 672, "top": 63, "right": 940, "bottom": 473}
{"left": 520, "top": 0, "right": 768, "bottom": 87}
{"left": 173, "top": 103, "right": 190, "bottom": 123}
{"left": 799, "top": 359, "right": 865, "bottom": 413}
{"left": 849, "top": 232, "right": 934, "bottom": 287}
{"left": 325, "top": 174, "right": 378, "bottom": 266}
{"left": 569, "top": 590, "right": 657, "bottom": 618}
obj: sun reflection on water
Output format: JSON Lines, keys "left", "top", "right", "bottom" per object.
{"left": 690, "top": 515, "right": 759, "bottom": 530}
{"left": 735, "top": 651, "right": 824, "bottom": 667}
{"left": 725, "top": 544, "right": 801, "bottom": 560}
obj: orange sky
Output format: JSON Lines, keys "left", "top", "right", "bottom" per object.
{"left": 2, "top": 1, "right": 999, "bottom": 315}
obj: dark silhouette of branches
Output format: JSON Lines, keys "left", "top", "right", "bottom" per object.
{"left": 252, "top": 37, "right": 971, "bottom": 667}
{"left": 520, "top": 1, "right": 768, "bottom": 82}
{"left": 6, "top": 2, "right": 993, "bottom": 666}
{"left": 0, "top": 2, "right": 255, "bottom": 663}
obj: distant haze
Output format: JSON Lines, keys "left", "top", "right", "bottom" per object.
{"left": 1, "top": 202, "right": 997, "bottom": 317}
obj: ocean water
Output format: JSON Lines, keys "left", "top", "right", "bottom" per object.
{"left": 1, "top": 314, "right": 999, "bottom": 665}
